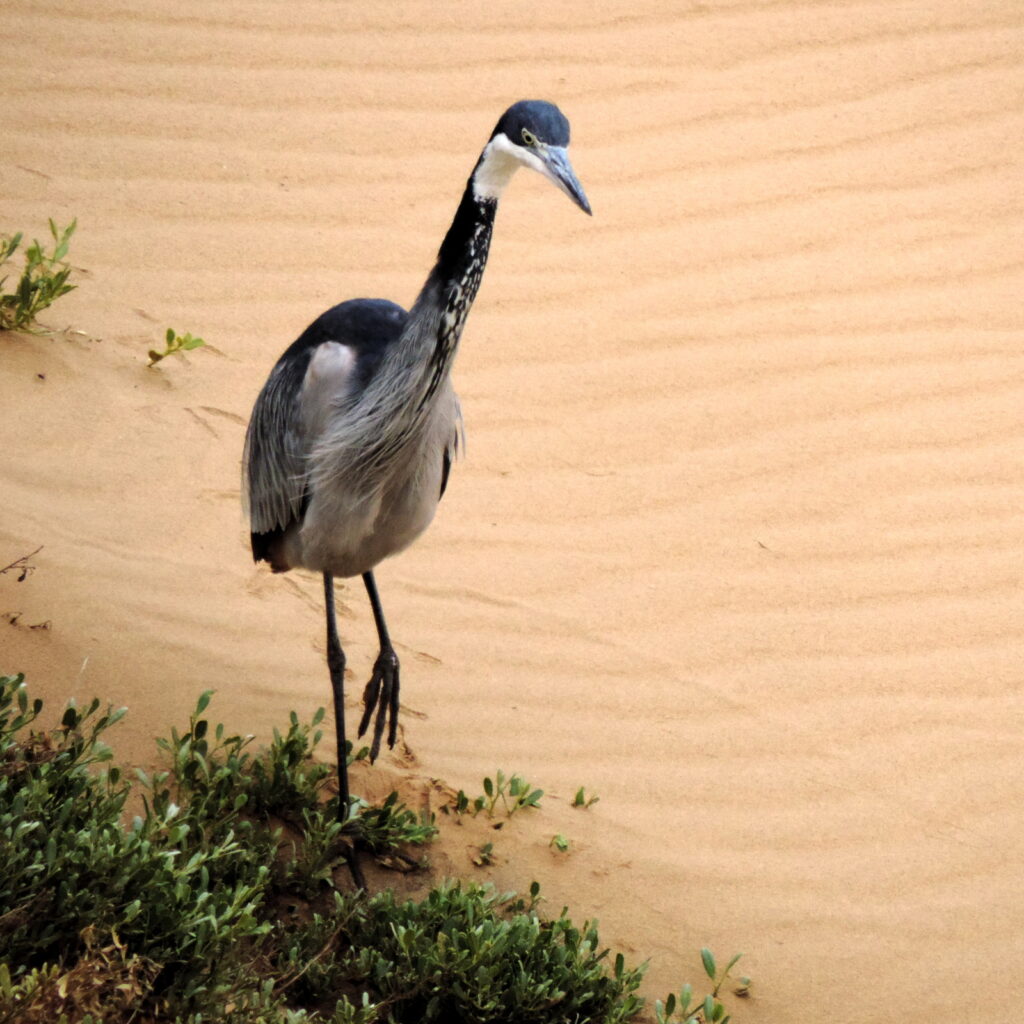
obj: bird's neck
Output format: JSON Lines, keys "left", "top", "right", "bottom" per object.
{"left": 340, "top": 148, "right": 509, "bottom": 488}
{"left": 396, "top": 139, "right": 522, "bottom": 416}
{"left": 428, "top": 137, "right": 523, "bottom": 344}
{"left": 435, "top": 179, "right": 498, "bottom": 292}
{"left": 412, "top": 176, "right": 498, "bottom": 408}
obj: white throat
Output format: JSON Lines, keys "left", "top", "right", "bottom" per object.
{"left": 472, "top": 132, "right": 545, "bottom": 202}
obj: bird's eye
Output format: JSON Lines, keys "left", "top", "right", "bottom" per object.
{"left": 521, "top": 128, "right": 538, "bottom": 147}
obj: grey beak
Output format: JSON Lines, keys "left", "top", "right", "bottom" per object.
{"left": 541, "top": 146, "right": 592, "bottom": 216}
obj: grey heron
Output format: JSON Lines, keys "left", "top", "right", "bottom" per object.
{"left": 242, "top": 100, "right": 590, "bottom": 832}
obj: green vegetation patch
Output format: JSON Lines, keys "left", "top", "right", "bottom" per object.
{"left": 0, "top": 220, "right": 77, "bottom": 332}
{"left": 0, "top": 675, "right": 654, "bottom": 1023}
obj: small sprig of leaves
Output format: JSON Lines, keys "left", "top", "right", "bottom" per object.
{"left": 357, "top": 790, "right": 436, "bottom": 854}
{"left": 449, "top": 770, "right": 544, "bottom": 819}
{"left": 550, "top": 833, "right": 570, "bottom": 853}
{"left": 148, "top": 327, "right": 206, "bottom": 366}
{"left": 0, "top": 219, "right": 77, "bottom": 331}
{"left": 573, "top": 786, "right": 599, "bottom": 808}
{"left": 471, "top": 841, "right": 495, "bottom": 867}
{"left": 655, "top": 949, "right": 748, "bottom": 1024}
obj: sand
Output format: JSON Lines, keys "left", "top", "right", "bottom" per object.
{"left": 3, "top": 2, "right": 1023, "bottom": 1020}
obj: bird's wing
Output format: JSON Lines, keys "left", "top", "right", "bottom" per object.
{"left": 439, "top": 394, "right": 464, "bottom": 500}
{"left": 244, "top": 299, "right": 410, "bottom": 560}
{"left": 243, "top": 351, "right": 317, "bottom": 537}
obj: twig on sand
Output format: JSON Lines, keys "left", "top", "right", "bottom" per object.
{"left": 1, "top": 545, "right": 43, "bottom": 582}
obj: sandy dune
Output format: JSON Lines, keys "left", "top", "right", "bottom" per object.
{"left": 3, "top": 2, "right": 1023, "bottom": 1021}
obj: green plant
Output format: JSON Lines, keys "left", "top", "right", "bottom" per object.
{"left": 471, "top": 841, "right": 495, "bottom": 867}
{"left": 449, "top": 770, "right": 544, "bottom": 819}
{"left": 148, "top": 327, "right": 206, "bottom": 365}
{"left": 356, "top": 790, "right": 436, "bottom": 855}
{"left": 655, "top": 949, "right": 748, "bottom": 1024}
{"left": 0, "top": 679, "right": 430, "bottom": 1021}
{"left": 145, "top": 691, "right": 433, "bottom": 874}
{"left": 573, "top": 786, "right": 600, "bottom": 808}
{"left": 0, "top": 675, "right": 740, "bottom": 1024}
{"left": 278, "top": 882, "right": 647, "bottom": 1023}
{"left": 0, "top": 678, "right": 272, "bottom": 1015}
{"left": 550, "top": 833, "right": 571, "bottom": 852}
{"left": 0, "top": 219, "right": 77, "bottom": 331}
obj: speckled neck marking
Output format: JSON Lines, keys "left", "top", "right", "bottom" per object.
{"left": 419, "top": 195, "right": 496, "bottom": 409}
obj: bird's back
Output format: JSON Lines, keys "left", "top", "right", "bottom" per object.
{"left": 281, "top": 299, "right": 409, "bottom": 391}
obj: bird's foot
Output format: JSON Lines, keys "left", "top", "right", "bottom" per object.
{"left": 357, "top": 645, "right": 400, "bottom": 761}
{"left": 342, "top": 838, "right": 367, "bottom": 890}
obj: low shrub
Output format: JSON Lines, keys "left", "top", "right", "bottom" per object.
{"left": 0, "top": 675, "right": 658, "bottom": 1023}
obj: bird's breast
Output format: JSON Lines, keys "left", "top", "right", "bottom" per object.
{"left": 296, "top": 396, "right": 455, "bottom": 578}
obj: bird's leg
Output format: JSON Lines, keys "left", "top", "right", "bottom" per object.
{"left": 323, "top": 573, "right": 351, "bottom": 814}
{"left": 324, "top": 573, "right": 367, "bottom": 889}
{"left": 356, "top": 570, "right": 400, "bottom": 761}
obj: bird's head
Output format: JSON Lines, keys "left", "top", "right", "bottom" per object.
{"left": 473, "top": 100, "right": 591, "bottom": 215}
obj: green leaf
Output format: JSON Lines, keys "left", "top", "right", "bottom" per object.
{"left": 701, "top": 947, "right": 716, "bottom": 980}
{"left": 679, "top": 982, "right": 692, "bottom": 1011}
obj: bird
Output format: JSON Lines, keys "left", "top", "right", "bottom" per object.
{"left": 242, "top": 99, "right": 591, "bottom": 831}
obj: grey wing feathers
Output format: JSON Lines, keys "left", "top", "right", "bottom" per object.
{"left": 441, "top": 395, "right": 464, "bottom": 499}
{"left": 243, "top": 358, "right": 310, "bottom": 535}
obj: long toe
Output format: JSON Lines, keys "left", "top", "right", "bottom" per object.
{"left": 362, "top": 648, "right": 400, "bottom": 761}
{"left": 369, "top": 677, "right": 390, "bottom": 761}
{"left": 357, "top": 675, "right": 382, "bottom": 739}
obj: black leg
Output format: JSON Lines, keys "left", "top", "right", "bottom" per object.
{"left": 323, "top": 573, "right": 366, "bottom": 889}
{"left": 323, "top": 572, "right": 350, "bottom": 814}
{"left": 356, "top": 570, "right": 400, "bottom": 760}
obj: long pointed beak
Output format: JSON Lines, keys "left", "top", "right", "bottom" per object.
{"left": 540, "top": 145, "right": 592, "bottom": 215}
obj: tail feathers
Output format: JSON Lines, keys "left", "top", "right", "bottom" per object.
{"left": 251, "top": 529, "right": 290, "bottom": 573}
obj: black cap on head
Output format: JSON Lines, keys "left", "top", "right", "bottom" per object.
{"left": 491, "top": 100, "right": 571, "bottom": 147}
